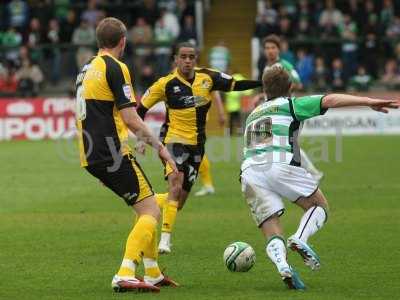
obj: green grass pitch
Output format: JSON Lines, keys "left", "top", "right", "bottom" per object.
{"left": 1, "top": 136, "right": 399, "bottom": 300}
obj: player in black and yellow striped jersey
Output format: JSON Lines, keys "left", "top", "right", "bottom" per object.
{"left": 136, "top": 42, "right": 262, "bottom": 254}
{"left": 75, "top": 17, "right": 178, "bottom": 293}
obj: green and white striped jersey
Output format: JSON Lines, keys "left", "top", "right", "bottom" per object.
{"left": 264, "top": 58, "right": 301, "bottom": 84}
{"left": 242, "top": 95, "right": 327, "bottom": 170}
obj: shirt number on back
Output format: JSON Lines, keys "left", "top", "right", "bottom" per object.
{"left": 245, "top": 117, "right": 272, "bottom": 149}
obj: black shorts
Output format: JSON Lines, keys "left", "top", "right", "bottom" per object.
{"left": 85, "top": 155, "right": 154, "bottom": 206}
{"left": 164, "top": 143, "right": 205, "bottom": 192}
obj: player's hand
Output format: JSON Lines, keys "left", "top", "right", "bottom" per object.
{"left": 158, "top": 145, "right": 178, "bottom": 174}
{"left": 368, "top": 99, "right": 400, "bottom": 113}
{"left": 135, "top": 141, "right": 146, "bottom": 155}
{"left": 218, "top": 114, "right": 226, "bottom": 127}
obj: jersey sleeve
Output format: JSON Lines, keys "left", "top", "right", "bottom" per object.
{"left": 279, "top": 61, "right": 301, "bottom": 84}
{"left": 206, "top": 69, "right": 235, "bottom": 92}
{"left": 292, "top": 95, "right": 327, "bottom": 121}
{"left": 289, "top": 68, "right": 301, "bottom": 84}
{"left": 140, "top": 78, "right": 165, "bottom": 109}
{"left": 103, "top": 57, "right": 136, "bottom": 110}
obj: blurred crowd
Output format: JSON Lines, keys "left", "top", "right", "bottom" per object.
{"left": 0, "top": 0, "right": 196, "bottom": 96}
{"left": 254, "top": 0, "right": 400, "bottom": 92}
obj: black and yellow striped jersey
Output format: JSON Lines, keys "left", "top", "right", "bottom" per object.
{"left": 138, "top": 68, "right": 235, "bottom": 145}
{"left": 75, "top": 53, "right": 136, "bottom": 167}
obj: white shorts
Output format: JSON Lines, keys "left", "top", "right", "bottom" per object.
{"left": 241, "top": 163, "right": 318, "bottom": 227}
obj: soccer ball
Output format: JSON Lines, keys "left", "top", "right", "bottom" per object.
{"left": 223, "top": 241, "right": 256, "bottom": 272}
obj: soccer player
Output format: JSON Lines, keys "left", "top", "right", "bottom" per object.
{"left": 260, "top": 34, "right": 323, "bottom": 181}
{"left": 75, "top": 17, "right": 179, "bottom": 293}
{"left": 137, "top": 42, "right": 262, "bottom": 253}
{"left": 241, "top": 67, "right": 399, "bottom": 290}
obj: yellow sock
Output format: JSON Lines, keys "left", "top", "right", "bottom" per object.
{"left": 155, "top": 192, "right": 168, "bottom": 208}
{"left": 162, "top": 200, "right": 179, "bottom": 233}
{"left": 199, "top": 155, "right": 213, "bottom": 187}
{"left": 143, "top": 228, "right": 161, "bottom": 279}
{"left": 117, "top": 214, "right": 157, "bottom": 277}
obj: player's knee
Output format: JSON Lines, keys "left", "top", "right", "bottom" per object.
{"left": 169, "top": 181, "right": 182, "bottom": 199}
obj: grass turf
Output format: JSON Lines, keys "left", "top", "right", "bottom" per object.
{"left": 1, "top": 136, "right": 399, "bottom": 299}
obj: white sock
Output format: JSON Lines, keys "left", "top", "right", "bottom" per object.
{"left": 300, "top": 148, "right": 320, "bottom": 175}
{"left": 266, "top": 236, "right": 289, "bottom": 272}
{"left": 294, "top": 206, "right": 327, "bottom": 243}
{"left": 160, "top": 232, "right": 171, "bottom": 245}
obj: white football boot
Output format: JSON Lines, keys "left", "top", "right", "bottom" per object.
{"left": 194, "top": 185, "right": 215, "bottom": 196}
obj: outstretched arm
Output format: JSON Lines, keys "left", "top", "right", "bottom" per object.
{"left": 233, "top": 80, "right": 262, "bottom": 91}
{"left": 322, "top": 94, "right": 400, "bottom": 113}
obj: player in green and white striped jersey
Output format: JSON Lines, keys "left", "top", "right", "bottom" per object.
{"left": 261, "top": 34, "right": 324, "bottom": 181}
{"left": 241, "top": 67, "right": 399, "bottom": 290}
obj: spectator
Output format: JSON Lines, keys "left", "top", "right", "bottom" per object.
{"left": 159, "top": 0, "right": 178, "bottom": 14}
{"left": 139, "top": 0, "right": 160, "bottom": 27}
{"left": 254, "top": 13, "right": 279, "bottom": 39}
{"left": 17, "top": 45, "right": 29, "bottom": 63}
{"left": 0, "top": 63, "right": 18, "bottom": 95}
{"left": 54, "top": 0, "right": 71, "bottom": 21}
{"left": 319, "top": 0, "right": 343, "bottom": 29}
{"left": 60, "top": 9, "right": 79, "bottom": 76}
{"left": 361, "top": 33, "right": 378, "bottom": 78}
{"left": 296, "top": 48, "right": 314, "bottom": 89}
{"left": 159, "top": 8, "right": 181, "bottom": 40}
{"left": 29, "top": 0, "right": 53, "bottom": 29}
{"left": 7, "top": 0, "right": 29, "bottom": 29}
{"left": 380, "top": 0, "right": 394, "bottom": 33}
{"left": 362, "top": 0, "right": 378, "bottom": 33}
{"left": 363, "top": 13, "right": 379, "bottom": 35}
{"left": 72, "top": 19, "right": 96, "bottom": 70}
{"left": 130, "top": 17, "right": 153, "bottom": 45}
{"left": 278, "top": 17, "right": 294, "bottom": 39}
{"left": 347, "top": 0, "right": 363, "bottom": 31}
{"left": 153, "top": 17, "right": 175, "bottom": 75}
{"left": 208, "top": 41, "right": 231, "bottom": 73}
{"left": 297, "top": 18, "right": 312, "bottom": 39}
{"left": 329, "top": 58, "right": 346, "bottom": 91}
{"left": 26, "top": 17, "right": 43, "bottom": 62}
{"left": 297, "top": 0, "right": 311, "bottom": 23}
{"left": 349, "top": 65, "right": 372, "bottom": 91}
{"left": 381, "top": 59, "right": 400, "bottom": 90}
{"left": 176, "top": 0, "right": 195, "bottom": 24}
{"left": 280, "top": 39, "right": 295, "bottom": 66}
{"left": 60, "top": 9, "right": 78, "bottom": 43}
{"left": 81, "top": 0, "right": 103, "bottom": 27}
{"left": 386, "top": 15, "right": 400, "bottom": 40}
{"left": 257, "top": 0, "right": 278, "bottom": 26}
{"left": 281, "top": 0, "right": 297, "bottom": 18}
{"left": 15, "top": 58, "right": 44, "bottom": 96}
{"left": 129, "top": 17, "right": 153, "bottom": 70}
{"left": 178, "top": 15, "right": 196, "bottom": 43}
{"left": 2, "top": 27, "right": 23, "bottom": 61}
{"left": 278, "top": 5, "right": 290, "bottom": 20}
{"left": 47, "top": 18, "right": 61, "bottom": 84}
{"left": 339, "top": 14, "right": 358, "bottom": 78}
{"left": 313, "top": 57, "right": 328, "bottom": 92}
